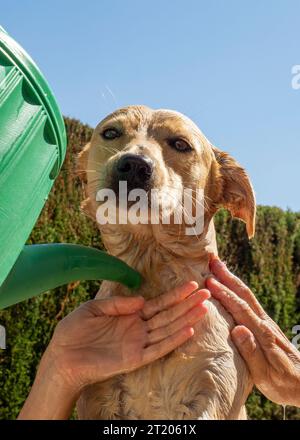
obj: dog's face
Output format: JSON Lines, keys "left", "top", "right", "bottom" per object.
{"left": 79, "top": 105, "right": 256, "bottom": 239}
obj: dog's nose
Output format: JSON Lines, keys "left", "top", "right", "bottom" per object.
{"left": 116, "top": 154, "right": 153, "bottom": 189}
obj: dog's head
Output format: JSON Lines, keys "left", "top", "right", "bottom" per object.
{"left": 78, "top": 105, "right": 255, "bottom": 241}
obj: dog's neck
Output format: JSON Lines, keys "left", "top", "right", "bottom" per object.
{"left": 100, "top": 219, "right": 217, "bottom": 299}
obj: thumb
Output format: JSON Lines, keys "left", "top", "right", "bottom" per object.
{"left": 231, "top": 325, "right": 266, "bottom": 380}
{"left": 92, "top": 296, "right": 145, "bottom": 316}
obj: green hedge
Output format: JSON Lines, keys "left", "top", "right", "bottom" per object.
{"left": 0, "top": 118, "right": 299, "bottom": 420}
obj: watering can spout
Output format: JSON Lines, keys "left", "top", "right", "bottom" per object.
{"left": 0, "top": 244, "right": 142, "bottom": 310}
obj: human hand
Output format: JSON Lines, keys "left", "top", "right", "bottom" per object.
{"left": 18, "top": 282, "right": 209, "bottom": 419}
{"left": 48, "top": 282, "right": 209, "bottom": 391}
{"left": 206, "top": 256, "right": 300, "bottom": 408}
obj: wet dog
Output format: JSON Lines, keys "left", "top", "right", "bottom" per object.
{"left": 76, "top": 105, "right": 255, "bottom": 419}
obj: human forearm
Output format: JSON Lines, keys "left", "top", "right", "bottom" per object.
{"left": 18, "top": 347, "right": 78, "bottom": 420}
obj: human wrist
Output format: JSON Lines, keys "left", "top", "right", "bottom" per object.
{"left": 39, "top": 341, "right": 85, "bottom": 396}
{"left": 18, "top": 347, "right": 79, "bottom": 420}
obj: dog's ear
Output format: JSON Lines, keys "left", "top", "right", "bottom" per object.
{"left": 76, "top": 142, "right": 91, "bottom": 184}
{"left": 212, "top": 146, "right": 256, "bottom": 239}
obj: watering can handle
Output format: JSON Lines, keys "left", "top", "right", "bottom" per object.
{"left": 0, "top": 244, "right": 142, "bottom": 309}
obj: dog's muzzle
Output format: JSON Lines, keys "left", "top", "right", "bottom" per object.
{"left": 113, "top": 153, "right": 153, "bottom": 192}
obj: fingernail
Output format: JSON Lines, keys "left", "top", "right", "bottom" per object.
{"left": 232, "top": 329, "right": 249, "bottom": 345}
{"left": 209, "top": 253, "right": 218, "bottom": 264}
{"left": 204, "top": 275, "right": 214, "bottom": 287}
{"left": 208, "top": 255, "right": 216, "bottom": 270}
{"left": 213, "top": 259, "right": 226, "bottom": 270}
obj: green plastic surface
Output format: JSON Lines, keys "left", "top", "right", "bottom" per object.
{"left": 0, "top": 28, "right": 142, "bottom": 308}
{"left": 0, "top": 244, "right": 142, "bottom": 309}
{"left": 0, "top": 27, "right": 67, "bottom": 286}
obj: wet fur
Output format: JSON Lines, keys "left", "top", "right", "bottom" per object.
{"left": 76, "top": 105, "right": 255, "bottom": 419}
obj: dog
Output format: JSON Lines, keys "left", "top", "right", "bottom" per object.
{"left": 76, "top": 105, "right": 255, "bottom": 419}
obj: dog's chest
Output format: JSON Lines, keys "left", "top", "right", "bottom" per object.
{"left": 109, "top": 306, "right": 237, "bottom": 419}
{"left": 78, "top": 291, "right": 250, "bottom": 420}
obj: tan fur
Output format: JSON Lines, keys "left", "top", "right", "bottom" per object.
{"left": 76, "top": 105, "right": 255, "bottom": 420}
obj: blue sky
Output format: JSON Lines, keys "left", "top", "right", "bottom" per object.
{"left": 2, "top": 0, "right": 300, "bottom": 210}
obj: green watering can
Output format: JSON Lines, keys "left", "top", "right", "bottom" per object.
{"left": 0, "top": 26, "right": 142, "bottom": 309}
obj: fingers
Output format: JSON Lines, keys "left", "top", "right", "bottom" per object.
{"left": 142, "top": 327, "right": 195, "bottom": 366}
{"left": 142, "top": 281, "right": 199, "bottom": 320}
{"left": 231, "top": 325, "right": 267, "bottom": 382}
{"left": 209, "top": 255, "right": 265, "bottom": 317}
{"left": 90, "top": 296, "right": 145, "bottom": 316}
{"left": 147, "top": 301, "right": 208, "bottom": 345}
{"left": 146, "top": 289, "right": 210, "bottom": 332}
{"left": 206, "top": 277, "right": 270, "bottom": 347}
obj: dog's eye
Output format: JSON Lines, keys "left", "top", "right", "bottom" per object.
{"left": 101, "top": 128, "right": 121, "bottom": 140}
{"left": 168, "top": 138, "right": 192, "bottom": 152}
